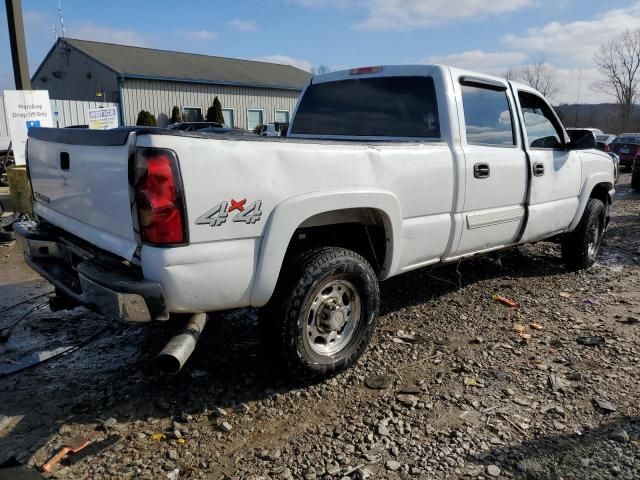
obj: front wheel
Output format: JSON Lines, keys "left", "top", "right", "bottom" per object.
{"left": 561, "top": 198, "right": 606, "bottom": 270}
{"left": 260, "top": 247, "right": 380, "bottom": 382}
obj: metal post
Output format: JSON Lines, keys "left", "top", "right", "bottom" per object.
{"left": 5, "top": 0, "right": 31, "bottom": 90}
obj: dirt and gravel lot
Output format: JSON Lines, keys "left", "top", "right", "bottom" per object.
{"left": 0, "top": 175, "right": 639, "bottom": 480}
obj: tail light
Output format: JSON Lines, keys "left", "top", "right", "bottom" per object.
{"left": 133, "top": 148, "right": 188, "bottom": 245}
{"left": 349, "top": 66, "right": 383, "bottom": 75}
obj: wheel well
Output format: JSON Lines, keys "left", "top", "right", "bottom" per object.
{"left": 590, "top": 182, "right": 613, "bottom": 228}
{"left": 590, "top": 182, "right": 612, "bottom": 205}
{"left": 284, "top": 208, "right": 389, "bottom": 275}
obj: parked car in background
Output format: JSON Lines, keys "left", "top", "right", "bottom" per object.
{"left": 608, "top": 133, "right": 640, "bottom": 168}
{"left": 632, "top": 156, "right": 640, "bottom": 190}
{"left": 595, "top": 134, "right": 617, "bottom": 151}
{"left": 569, "top": 130, "right": 620, "bottom": 182}
{"left": 254, "top": 123, "right": 288, "bottom": 136}
{"left": 0, "top": 137, "right": 14, "bottom": 187}
{"left": 197, "top": 127, "right": 248, "bottom": 135}
{"left": 168, "top": 122, "right": 224, "bottom": 131}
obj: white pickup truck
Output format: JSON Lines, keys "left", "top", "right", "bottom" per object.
{"left": 16, "top": 65, "right": 616, "bottom": 380}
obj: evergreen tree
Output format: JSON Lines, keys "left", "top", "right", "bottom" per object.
{"left": 212, "top": 97, "right": 224, "bottom": 124}
{"left": 206, "top": 97, "right": 225, "bottom": 124}
{"left": 170, "top": 106, "right": 181, "bottom": 124}
{"left": 135, "top": 110, "right": 158, "bottom": 127}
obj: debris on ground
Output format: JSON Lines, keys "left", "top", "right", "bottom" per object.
{"left": 593, "top": 397, "right": 617, "bottom": 413}
{"left": 492, "top": 294, "right": 518, "bottom": 308}
{"left": 577, "top": 336, "right": 606, "bottom": 346}
{"left": 609, "top": 429, "right": 630, "bottom": 443}
{"left": 619, "top": 315, "right": 639, "bottom": 325}
{"left": 41, "top": 437, "right": 90, "bottom": 473}
{"left": 0, "top": 414, "right": 11, "bottom": 433}
{"left": 364, "top": 374, "right": 393, "bottom": 390}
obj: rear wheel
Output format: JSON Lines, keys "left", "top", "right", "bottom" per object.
{"left": 260, "top": 247, "right": 380, "bottom": 381}
{"left": 561, "top": 198, "right": 606, "bottom": 270}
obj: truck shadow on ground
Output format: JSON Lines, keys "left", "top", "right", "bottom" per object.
{"left": 0, "top": 215, "right": 637, "bottom": 469}
{"left": 468, "top": 415, "right": 640, "bottom": 479}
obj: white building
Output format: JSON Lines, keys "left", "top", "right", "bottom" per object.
{"left": 30, "top": 38, "right": 312, "bottom": 129}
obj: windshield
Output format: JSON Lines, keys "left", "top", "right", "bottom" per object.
{"left": 291, "top": 76, "right": 440, "bottom": 138}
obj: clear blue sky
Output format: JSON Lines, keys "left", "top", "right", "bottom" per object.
{"left": 1, "top": 0, "right": 639, "bottom": 103}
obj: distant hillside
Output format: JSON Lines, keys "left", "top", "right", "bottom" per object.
{"left": 553, "top": 103, "right": 640, "bottom": 134}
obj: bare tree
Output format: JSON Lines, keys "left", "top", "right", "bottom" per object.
{"left": 593, "top": 29, "right": 640, "bottom": 130}
{"left": 518, "top": 61, "right": 561, "bottom": 99}
{"left": 503, "top": 67, "right": 517, "bottom": 82}
{"left": 313, "top": 64, "right": 332, "bottom": 75}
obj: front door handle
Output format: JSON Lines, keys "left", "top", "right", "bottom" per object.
{"left": 533, "top": 163, "right": 545, "bottom": 176}
{"left": 473, "top": 162, "right": 490, "bottom": 179}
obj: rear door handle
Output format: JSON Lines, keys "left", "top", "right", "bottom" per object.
{"left": 533, "top": 163, "right": 545, "bottom": 176}
{"left": 473, "top": 163, "right": 490, "bottom": 179}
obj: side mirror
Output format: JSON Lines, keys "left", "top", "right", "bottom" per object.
{"left": 567, "top": 130, "right": 596, "bottom": 150}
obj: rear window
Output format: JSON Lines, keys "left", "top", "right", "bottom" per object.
{"left": 613, "top": 135, "right": 640, "bottom": 143}
{"left": 291, "top": 76, "right": 440, "bottom": 138}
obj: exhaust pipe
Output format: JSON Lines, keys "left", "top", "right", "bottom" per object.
{"left": 157, "top": 312, "right": 208, "bottom": 373}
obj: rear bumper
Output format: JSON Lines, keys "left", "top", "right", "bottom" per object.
{"left": 14, "top": 221, "right": 167, "bottom": 322}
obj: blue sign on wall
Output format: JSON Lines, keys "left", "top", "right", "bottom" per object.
{"left": 26, "top": 120, "right": 41, "bottom": 129}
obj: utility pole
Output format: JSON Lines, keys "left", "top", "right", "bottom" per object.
{"left": 5, "top": 0, "right": 31, "bottom": 89}
{"left": 574, "top": 66, "right": 582, "bottom": 128}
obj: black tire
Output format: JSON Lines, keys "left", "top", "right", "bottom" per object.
{"left": 561, "top": 198, "right": 606, "bottom": 270}
{"left": 260, "top": 247, "right": 380, "bottom": 382}
{"left": 631, "top": 169, "right": 640, "bottom": 190}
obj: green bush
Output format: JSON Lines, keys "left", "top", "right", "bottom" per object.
{"left": 136, "top": 110, "right": 157, "bottom": 127}
{"left": 206, "top": 96, "right": 225, "bottom": 124}
{"left": 170, "top": 106, "right": 181, "bottom": 124}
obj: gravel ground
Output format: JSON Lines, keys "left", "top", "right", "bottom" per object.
{"left": 0, "top": 174, "right": 638, "bottom": 479}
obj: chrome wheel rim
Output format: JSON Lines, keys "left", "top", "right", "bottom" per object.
{"left": 305, "top": 279, "right": 361, "bottom": 356}
{"left": 587, "top": 215, "right": 602, "bottom": 259}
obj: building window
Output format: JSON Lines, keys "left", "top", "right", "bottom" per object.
{"left": 222, "top": 108, "right": 235, "bottom": 128}
{"left": 275, "top": 110, "right": 290, "bottom": 124}
{"left": 182, "top": 106, "right": 202, "bottom": 122}
{"left": 247, "top": 109, "right": 263, "bottom": 131}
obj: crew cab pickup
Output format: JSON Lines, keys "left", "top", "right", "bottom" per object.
{"left": 16, "top": 65, "right": 616, "bottom": 380}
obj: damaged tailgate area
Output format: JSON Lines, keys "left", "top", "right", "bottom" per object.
{"left": 14, "top": 220, "right": 167, "bottom": 322}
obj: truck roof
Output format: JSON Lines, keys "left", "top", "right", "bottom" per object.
{"left": 311, "top": 64, "right": 542, "bottom": 97}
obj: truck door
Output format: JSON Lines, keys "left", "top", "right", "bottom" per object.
{"left": 453, "top": 78, "right": 528, "bottom": 256}
{"left": 514, "top": 90, "right": 582, "bottom": 243}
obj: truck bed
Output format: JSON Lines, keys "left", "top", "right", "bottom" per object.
{"left": 28, "top": 127, "right": 431, "bottom": 147}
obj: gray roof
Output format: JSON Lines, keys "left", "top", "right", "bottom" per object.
{"left": 63, "top": 38, "right": 312, "bottom": 90}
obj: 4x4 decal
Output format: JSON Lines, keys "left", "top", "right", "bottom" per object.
{"left": 196, "top": 199, "right": 263, "bottom": 227}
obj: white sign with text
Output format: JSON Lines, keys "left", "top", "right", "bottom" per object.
{"left": 3, "top": 90, "right": 53, "bottom": 165}
{"left": 88, "top": 106, "right": 119, "bottom": 130}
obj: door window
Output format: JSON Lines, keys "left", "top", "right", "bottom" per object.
{"left": 461, "top": 83, "right": 515, "bottom": 146}
{"left": 518, "top": 92, "right": 564, "bottom": 149}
